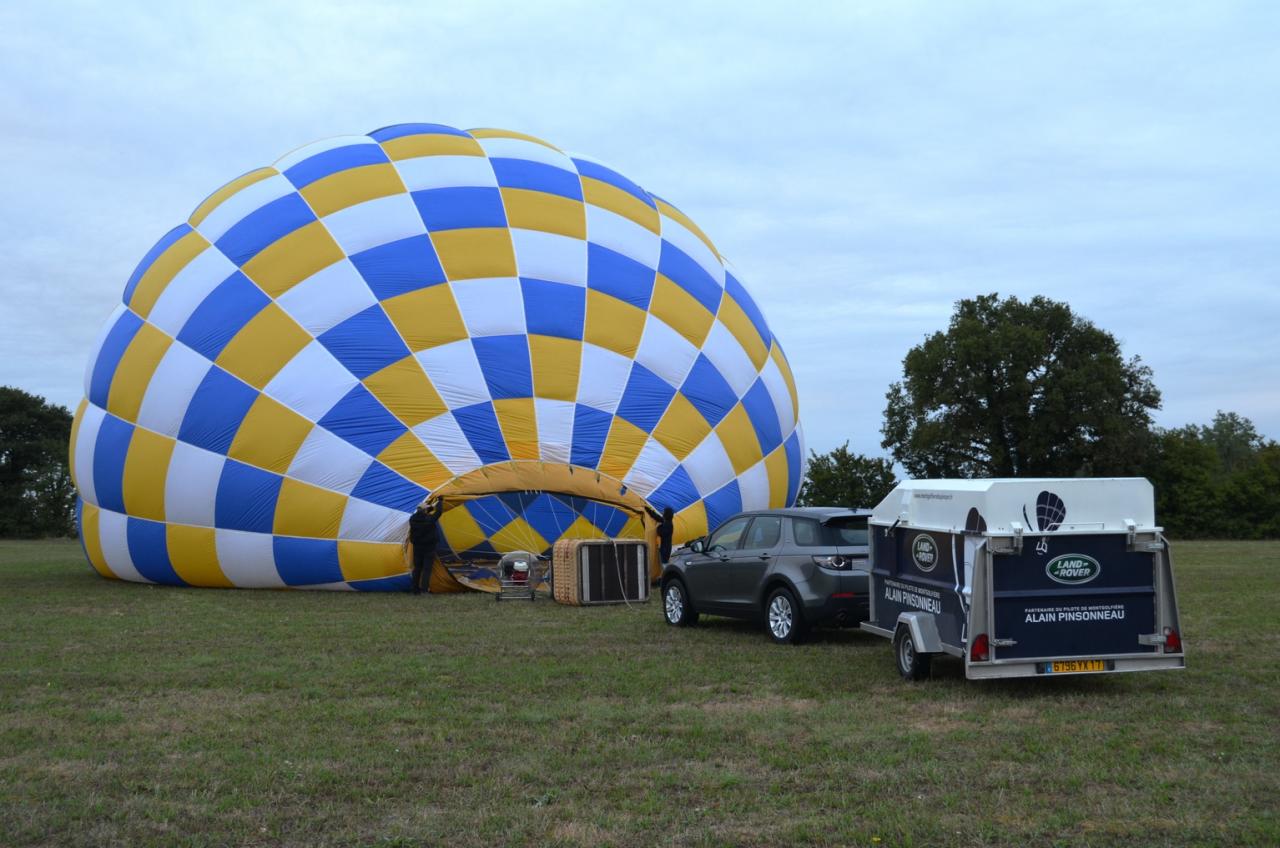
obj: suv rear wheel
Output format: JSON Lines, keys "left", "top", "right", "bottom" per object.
{"left": 663, "top": 579, "right": 698, "bottom": 627}
{"left": 765, "top": 586, "right": 807, "bottom": 645}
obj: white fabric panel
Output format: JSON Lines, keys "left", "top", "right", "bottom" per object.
{"left": 146, "top": 247, "right": 239, "bottom": 337}
{"left": 412, "top": 414, "right": 482, "bottom": 475}
{"left": 83, "top": 304, "right": 128, "bottom": 396}
{"left": 534, "top": 399, "right": 576, "bottom": 464}
{"left": 136, "top": 343, "right": 212, "bottom": 437}
{"left": 510, "top": 229, "right": 587, "bottom": 286}
{"left": 339, "top": 498, "right": 409, "bottom": 542}
{"left": 214, "top": 529, "right": 285, "bottom": 588}
{"left": 274, "top": 135, "right": 379, "bottom": 171}
{"left": 415, "top": 340, "right": 490, "bottom": 409}
{"left": 287, "top": 427, "right": 373, "bottom": 495}
{"left": 194, "top": 173, "right": 297, "bottom": 244}
{"left": 476, "top": 137, "right": 574, "bottom": 170}
{"left": 682, "top": 431, "right": 736, "bottom": 497}
{"left": 276, "top": 259, "right": 376, "bottom": 336}
{"left": 450, "top": 277, "right": 525, "bottom": 337}
{"left": 164, "top": 441, "right": 225, "bottom": 527}
{"left": 584, "top": 205, "right": 661, "bottom": 268}
{"left": 624, "top": 438, "right": 679, "bottom": 497}
{"left": 73, "top": 403, "right": 106, "bottom": 504}
{"left": 659, "top": 214, "right": 725, "bottom": 288}
{"left": 264, "top": 341, "right": 358, "bottom": 423}
{"left": 97, "top": 508, "right": 147, "bottom": 582}
{"left": 392, "top": 155, "right": 499, "bottom": 191}
{"left": 321, "top": 192, "right": 426, "bottom": 256}
{"left": 635, "top": 317, "right": 699, "bottom": 389}
{"left": 701, "top": 320, "right": 759, "bottom": 398}
{"left": 757, "top": 355, "right": 796, "bottom": 435}
{"left": 737, "top": 460, "right": 771, "bottom": 511}
{"left": 577, "top": 343, "right": 633, "bottom": 416}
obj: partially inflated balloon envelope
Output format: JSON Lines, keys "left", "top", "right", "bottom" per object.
{"left": 70, "top": 124, "right": 805, "bottom": 591}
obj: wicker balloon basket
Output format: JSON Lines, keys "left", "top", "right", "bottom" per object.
{"left": 552, "top": 538, "right": 650, "bottom": 606}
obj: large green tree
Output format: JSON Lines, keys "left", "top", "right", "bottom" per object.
{"left": 882, "top": 294, "right": 1161, "bottom": 478}
{"left": 0, "top": 387, "right": 76, "bottom": 538}
{"left": 797, "top": 443, "right": 897, "bottom": 508}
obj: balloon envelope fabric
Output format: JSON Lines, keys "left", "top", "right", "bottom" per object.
{"left": 70, "top": 124, "right": 805, "bottom": 591}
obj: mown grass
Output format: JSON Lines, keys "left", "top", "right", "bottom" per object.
{"left": 1, "top": 539, "right": 1276, "bottom": 847}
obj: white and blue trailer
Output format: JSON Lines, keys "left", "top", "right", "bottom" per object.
{"left": 862, "top": 479, "right": 1185, "bottom": 680}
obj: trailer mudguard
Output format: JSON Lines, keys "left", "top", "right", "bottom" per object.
{"left": 897, "top": 611, "right": 944, "bottom": 654}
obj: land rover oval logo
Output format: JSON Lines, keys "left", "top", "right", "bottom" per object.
{"left": 1046, "top": 554, "right": 1100, "bottom": 585}
{"left": 911, "top": 534, "right": 938, "bottom": 572}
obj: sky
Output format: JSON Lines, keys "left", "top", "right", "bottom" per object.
{"left": 1, "top": 0, "right": 1276, "bottom": 458}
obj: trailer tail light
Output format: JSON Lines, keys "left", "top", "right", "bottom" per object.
{"left": 1163, "top": 627, "right": 1182, "bottom": 653}
{"left": 970, "top": 633, "right": 990, "bottom": 663}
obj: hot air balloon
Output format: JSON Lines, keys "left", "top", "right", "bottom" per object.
{"left": 70, "top": 124, "right": 804, "bottom": 591}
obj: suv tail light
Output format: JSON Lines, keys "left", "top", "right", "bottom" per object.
{"left": 812, "top": 555, "right": 849, "bottom": 570}
{"left": 970, "top": 633, "right": 990, "bottom": 663}
{"left": 1163, "top": 627, "right": 1182, "bottom": 653}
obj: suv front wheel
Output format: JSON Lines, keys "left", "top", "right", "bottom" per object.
{"left": 663, "top": 579, "right": 699, "bottom": 627}
{"left": 765, "top": 586, "right": 807, "bottom": 645}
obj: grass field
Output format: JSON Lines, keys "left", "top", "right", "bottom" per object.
{"left": 1, "top": 540, "right": 1276, "bottom": 847}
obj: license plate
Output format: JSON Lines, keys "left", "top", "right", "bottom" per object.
{"left": 1050, "top": 659, "right": 1106, "bottom": 673}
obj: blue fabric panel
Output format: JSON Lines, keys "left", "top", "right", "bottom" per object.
{"left": 741, "top": 378, "right": 783, "bottom": 456}
{"left": 126, "top": 517, "right": 185, "bottom": 585}
{"left": 88, "top": 309, "right": 144, "bottom": 407}
{"left": 91, "top": 414, "right": 134, "bottom": 514}
{"left": 586, "top": 243, "right": 655, "bottom": 309}
{"left": 273, "top": 537, "right": 344, "bottom": 586}
{"left": 177, "top": 366, "right": 259, "bottom": 455}
{"left": 494, "top": 492, "right": 529, "bottom": 515}
{"left": 464, "top": 498, "right": 512, "bottom": 536}
{"left": 177, "top": 272, "right": 269, "bottom": 360}
{"left": 615, "top": 364, "right": 676, "bottom": 434}
{"left": 350, "top": 573, "right": 413, "bottom": 591}
{"left": 284, "top": 144, "right": 390, "bottom": 189}
{"left": 317, "top": 305, "right": 410, "bottom": 379}
{"left": 412, "top": 187, "right": 507, "bottom": 231}
{"left": 570, "top": 158, "right": 654, "bottom": 207}
{"left": 704, "top": 480, "right": 743, "bottom": 531}
{"left": 369, "top": 123, "right": 469, "bottom": 141}
{"left": 520, "top": 493, "right": 579, "bottom": 543}
{"left": 582, "top": 501, "right": 630, "bottom": 537}
{"left": 658, "top": 241, "right": 722, "bottom": 315}
{"left": 214, "top": 460, "right": 283, "bottom": 533}
{"left": 681, "top": 354, "right": 738, "bottom": 427}
{"left": 123, "top": 224, "right": 194, "bottom": 305}
{"left": 351, "top": 462, "right": 427, "bottom": 512}
{"left": 318, "top": 384, "right": 406, "bottom": 456}
{"left": 349, "top": 235, "right": 446, "bottom": 300}
{"left": 215, "top": 193, "right": 316, "bottom": 265}
{"left": 490, "top": 158, "right": 583, "bottom": 200}
{"left": 472, "top": 335, "right": 533, "bottom": 399}
{"left": 784, "top": 431, "right": 803, "bottom": 507}
{"left": 522, "top": 278, "right": 585, "bottom": 340}
{"left": 458, "top": 540, "right": 500, "bottom": 559}
{"left": 650, "top": 466, "right": 700, "bottom": 514}
{"left": 570, "top": 404, "right": 612, "bottom": 468}
{"left": 724, "top": 271, "right": 771, "bottom": 348}
{"left": 452, "top": 403, "right": 510, "bottom": 465}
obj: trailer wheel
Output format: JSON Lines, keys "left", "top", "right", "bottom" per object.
{"left": 894, "top": 625, "right": 933, "bottom": 681}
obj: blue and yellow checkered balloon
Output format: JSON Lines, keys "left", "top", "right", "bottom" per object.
{"left": 70, "top": 124, "right": 805, "bottom": 590}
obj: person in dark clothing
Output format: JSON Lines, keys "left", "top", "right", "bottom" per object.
{"left": 408, "top": 500, "right": 443, "bottom": 594}
{"left": 656, "top": 506, "right": 674, "bottom": 566}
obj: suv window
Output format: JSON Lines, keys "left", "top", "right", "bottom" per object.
{"left": 707, "top": 516, "right": 750, "bottom": 552}
{"left": 744, "top": 516, "right": 782, "bottom": 549}
{"left": 792, "top": 516, "right": 870, "bottom": 546}
{"left": 792, "top": 517, "right": 823, "bottom": 546}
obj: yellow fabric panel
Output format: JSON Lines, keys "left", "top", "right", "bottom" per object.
{"left": 468, "top": 128, "right": 561, "bottom": 149}
{"left": 382, "top": 284, "right": 468, "bottom": 351}
{"left": 500, "top": 188, "right": 586, "bottom": 239}
{"left": 584, "top": 289, "right": 647, "bottom": 359}
{"left": 363, "top": 356, "right": 447, "bottom": 426}
{"left": 675, "top": 500, "right": 708, "bottom": 545}
{"left": 79, "top": 502, "right": 116, "bottom": 579}
{"left": 337, "top": 541, "right": 408, "bottom": 582}
{"left": 273, "top": 477, "right": 347, "bottom": 539}
{"left": 228, "top": 394, "right": 313, "bottom": 474}
{"left": 129, "top": 230, "right": 211, "bottom": 318}
{"left": 216, "top": 304, "right": 311, "bottom": 389}
{"left": 715, "top": 404, "right": 765, "bottom": 474}
{"left": 242, "top": 220, "right": 345, "bottom": 298}
{"left": 598, "top": 418, "right": 648, "bottom": 480}
{"left": 381, "top": 133, "right": 485, "bottom": 160}
{"left": 616, "top": 515, "right": 645, "bottom": 538}
{"left": 121, "top": 428, "right": 174, "bottom": 522}
{"left": 106, "top": 323, "right": 172, "bottom": 424}
{"left": 431, "top": 461, "right": 648, "bottom": 518}
{"left": 653, "top": 393, "right": 712, "bottom": 461}
{"left": 490, "top": 517, "right": 549, "bottom": 554}
{"left": 560, "top": 514, "right": 607, "bottom": 540}
{"left": 300, "top": 163, "right": 406, "bottom": 218}
{"left": 764, "top": 446, "right": 790, "bottom": 508}
{"left": 650, "top": 275, "right": 715, "bottom": 348}
{"left": 581, "top": 177, "right": 660, "bottom": 234}
{"left": 529, "top": 334, "right": 581, "bottom": 401}
{"left": 769, "top": 342, "right": 800, "bottom": 426}
{"left": 189, "top": 167, "right": 277, "bottom": 227}
{"left": 431, "top": 228, "right": 517, "bottom": 280}
{"left": 166, "top": 525, "right": 233, "bottom": 587}
{"left": 377, "top": 431, "right": 452, "bottom": 490}
{"left": 493, "top": 398, "right": 539, "bottom": 461}
{"left": 439, "top": 506, "right": 487, "bottom": 552}
{"left": 655, "top": 198, "right": 721, "bottom": 259}
{"left": 719, "top": 297, "right": 768, "bottom": 371}
{"left": 69, "top": 399, "right": 87, "bottom": 486}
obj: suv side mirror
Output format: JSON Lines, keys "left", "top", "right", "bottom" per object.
{"left": 690, "top": 538, "right": 705, "bottom": 554}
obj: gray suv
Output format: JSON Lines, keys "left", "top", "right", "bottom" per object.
{"left": 660, "top": 507, "right": 872, "bottom": 644}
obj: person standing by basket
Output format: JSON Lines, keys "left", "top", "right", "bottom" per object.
{"left": 656, "top": 506, "right": 674, "bottom": 566}
{"left": 409, "top": 500, "right": 443, "bottom": 595}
